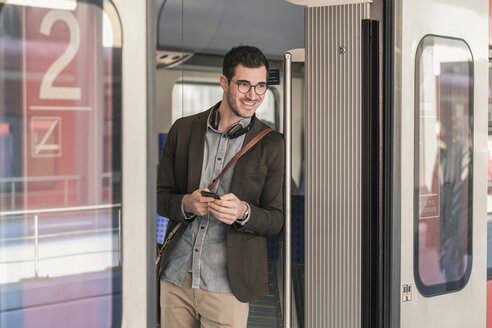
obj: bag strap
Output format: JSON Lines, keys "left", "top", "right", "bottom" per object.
{"left": 208, "top": 128, "right": 273, "bottom": 191}
{"left": 161, "top": 128, "right": 274, "bottom": 247}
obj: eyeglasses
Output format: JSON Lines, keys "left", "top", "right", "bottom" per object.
{"left": 229, "top": 79, "right": 268, "bottom": 95}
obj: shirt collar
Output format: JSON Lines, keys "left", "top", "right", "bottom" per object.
{"left": 206, "top": 104, "right": 252, "bottom": 135}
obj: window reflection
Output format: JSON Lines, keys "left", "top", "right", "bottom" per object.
{"left": 415, "top": 35, "right": 473, "bottom": 296}
{"left": 0, "top": 2, "right": 122, "bottom": 326}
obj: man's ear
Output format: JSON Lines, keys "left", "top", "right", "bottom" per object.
{"left": 219, "top": 75, "right": 229, "bottom": 92}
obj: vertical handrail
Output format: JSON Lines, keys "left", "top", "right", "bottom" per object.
{"left": 64, "top": 179, "right": 69, "bottom": 206}
{"left": 283, "top": 51, "right": 293, "bottom": 328}
{"left": 11, "top": 182, "right": 15, "bottom": 209}
{"left": 118, "top": 208, "right": 122, "bottom": 265}
{"left": 283, "top": 48, "right": 305, "bottom": 328}
{"left": 34, "top": 214, "right": 39, "bottom": 277}
{"left": 76, "top": 179, "right": 81, "bottom": 204}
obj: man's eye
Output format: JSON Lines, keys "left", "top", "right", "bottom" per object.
{"left": 239, "top": 82, "right": 250, "bottom": 88}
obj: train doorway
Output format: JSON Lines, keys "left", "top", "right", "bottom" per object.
{"left": 155, "top": 0, "right": 305, "bottom": 327}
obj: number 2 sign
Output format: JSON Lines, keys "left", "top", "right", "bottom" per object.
{"left": 23, "top": 6, "right": 96, "bottom": 112}
{"left": 38, "top": 10, "right": 82, "bottom": 102}
{"left": 19, "top": 4, "right": 101, "bottom": 207}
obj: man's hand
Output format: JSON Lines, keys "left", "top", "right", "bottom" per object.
{"left": 183, "top": 188, "right": 216, "bottom": 216}
{"left": 208, "top": 193, "right": 247, "bottom": 225}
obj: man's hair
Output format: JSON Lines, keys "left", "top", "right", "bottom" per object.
{"left": 222, "top": 45, "right": 269, "bottom": 81}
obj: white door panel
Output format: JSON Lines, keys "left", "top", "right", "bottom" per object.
{"left": 397, "top": 0, "right": 488, "bottom": 327}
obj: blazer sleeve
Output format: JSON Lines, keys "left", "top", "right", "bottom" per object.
{"left": 233, "top": 132, "right": 285, "bottom": 236}
{"left": 156, "top": 121, "right": 190, "bottom": 224}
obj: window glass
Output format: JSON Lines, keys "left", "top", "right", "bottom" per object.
{"left": 0, "top": 2, "right": 122, "bottom": 326}
{"left": 171, "top": 81, "right": 278, "bottom": 129}
{"left": 414, "top": 35, "right": 473, "bottom": 296}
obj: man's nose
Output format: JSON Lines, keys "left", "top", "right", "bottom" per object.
{"left": 245, "top": 87, "right": 257, "bottom": 99}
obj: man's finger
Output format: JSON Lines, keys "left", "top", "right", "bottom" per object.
{"left": 209, "top": 207, "right": 235, "bottom": 224}
{"left": 218, "top": 193, "right": 237, "bottom": 201}
{"left": 200, "top": 196, "right": 216, "bottom": 202}
{"left": 209, "top": 201, "right": 234, "bottom": 213}
{"left": 209, "top": 203, "right": 235, "bottom": 216}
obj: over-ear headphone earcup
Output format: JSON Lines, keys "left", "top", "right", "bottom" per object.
{"left": 212, "top": 107, "right": 220, "bottom": 130}
{"left": 226, "top": 124, "right": 243, "bottom": 138}
{"left": 208, "top": 102, "right": 256, "bottom": 139}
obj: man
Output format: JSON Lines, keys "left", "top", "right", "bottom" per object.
{"left": 157, "top": 45, "right": 284, "bottom": 327}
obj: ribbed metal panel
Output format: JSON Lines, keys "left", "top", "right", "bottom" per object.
{"left": 305, "top": 4, "right": 369, "bottom": 328}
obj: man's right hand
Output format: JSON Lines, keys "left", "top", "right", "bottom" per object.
{"left": 183, "top": 188, "right": 216, "bottom": 216}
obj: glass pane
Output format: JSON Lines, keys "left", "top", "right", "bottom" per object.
{"left": 0, "top": 2, "right": 122, "bottom": 326}
{"left": 414, "top": 35, "right": 473, "bottom": 296}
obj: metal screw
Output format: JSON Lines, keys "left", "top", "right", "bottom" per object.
{"left": 338, "top": 46, "right": 346, "bottom": 54}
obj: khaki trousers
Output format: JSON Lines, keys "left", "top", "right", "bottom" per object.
{"left": 160, "top": 273, "right": 249, "bottom": 328}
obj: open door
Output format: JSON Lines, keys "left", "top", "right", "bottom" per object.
{"left": 394, "top": 0, "right": 488, "bottom": 326}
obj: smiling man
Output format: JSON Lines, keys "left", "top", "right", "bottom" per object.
{"left": 157, "top": 46, "right": 285, "bottom": 327}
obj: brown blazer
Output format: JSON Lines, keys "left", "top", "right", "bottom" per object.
{"left": 157, "top": 107, "right": 284, "bottom": 302}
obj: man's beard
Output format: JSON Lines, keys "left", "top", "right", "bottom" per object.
{"left": 226, "top": 90, "right": 252, "bottom": 119}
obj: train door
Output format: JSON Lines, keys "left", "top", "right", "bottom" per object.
{"left": 0, "top": 1, "right": 156, "bottom": 327}
{"left": 284, "top": 0, "right": 386, "bottom": 326}
{"left": 0, "top": 1, "right": 125, "bottom": 326}
{"left": 395, "top": 0, "right": 488, "bottom": 326}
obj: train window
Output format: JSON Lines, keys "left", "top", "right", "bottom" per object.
{"left": 0, "top": 2, "right": 122, "bottom": 327}
{"left": 414, "top": 35, "right": 473, "bottom": 296}
{"left": 171, "top": 80, "right": 279, "bottom": 129}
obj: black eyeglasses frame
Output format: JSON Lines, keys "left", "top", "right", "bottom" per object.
{"left": 228, "top": 78, "right": 269, "bottom": 95}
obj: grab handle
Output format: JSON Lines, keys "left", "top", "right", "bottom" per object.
{"left": 283, "top": 48, "right": 304, "bottom": 328}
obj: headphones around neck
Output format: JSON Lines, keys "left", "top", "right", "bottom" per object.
{"left": 210, "top": 102, "right": 255, "bottom": 139}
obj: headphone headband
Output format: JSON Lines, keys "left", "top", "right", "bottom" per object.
{"left": 209, "top": 102, "right": 255, "bottom": 139}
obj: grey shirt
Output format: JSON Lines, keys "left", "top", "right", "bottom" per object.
{"left": 161, "top": 113, "right": 251, "bottom": 292}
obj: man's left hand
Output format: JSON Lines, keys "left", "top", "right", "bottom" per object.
{"left": 208, "top": 193, "right": 247, "bottom": 225}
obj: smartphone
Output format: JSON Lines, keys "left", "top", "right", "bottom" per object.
{"left": 201, "top": 190, "right": 220, "bottom": 199}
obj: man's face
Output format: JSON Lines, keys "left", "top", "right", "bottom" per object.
{"left": 221, "top": 64, "right": 267, "bottom": 119}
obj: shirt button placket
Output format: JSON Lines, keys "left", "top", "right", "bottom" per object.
{"left": 192, "top": 241, "right": 200, "bottom": 288}
{"left": 214, "top": 136, "right": 227, "bottom": 188}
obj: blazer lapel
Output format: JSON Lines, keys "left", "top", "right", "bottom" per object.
{"left": 241, "top": 117, "right": 264, "bottom": 149}
{"left": 230, "top": 118, "right": 266, "bottom": 198}
{"left": 187, "top": 110, "right": 210, "bottom": 192}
